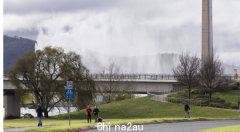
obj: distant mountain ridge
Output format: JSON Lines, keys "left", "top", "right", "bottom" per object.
{"left": 4, "top": 35, "right": 36, "bottom": 69}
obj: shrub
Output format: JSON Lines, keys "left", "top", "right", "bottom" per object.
{"left": 211, "top": 97, "right": 225, "bottom": 103}
{"left": 191, "top": 89, "right": 200, "bottom": 94}
{"left": 199, "top": 89, "right": 209, "bottom": 95}
{"left": 230, "top": 105, "right": 239, "bottom": 109}
{"left": 182, "top": 89, "right": 189, "bottom": 96}
{"left": 209, "top": 103, "right": 223, "bottom": 108}
{"left": 224, "top": 102, "right": 231, "bottom": 107}
{"left": 201, "top": 100, "right": 209, "bottom": 106}
{"left": 192, "top": 86, "right": 209, "bottom": 94}
{"left": 215, "top": 82, "right": 230, "bottom": 92}
{"left": 173, "top": 99, "right": 181, "bottom": 103}
{"left": 230, "top": 81, "right": 240, "bottom": 90}
{"left": 195, "top": 95, "right": 206, "bottom": 99}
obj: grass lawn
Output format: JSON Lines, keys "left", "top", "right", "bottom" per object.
{"left": 168, "top": 89, "right": 240, "bottom": 109}
{"left": 62, "top": 97, "right": 239, "bottom": 119}
{"left": 4, "top": 97, "right": 240, "bottom": 132}
{"left": 212, "top": 90, "right": 240, "bottom": 106}
{"left": 199, "top": 125, "right": 240, "bottom": 132}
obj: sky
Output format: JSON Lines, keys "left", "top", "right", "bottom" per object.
{"left": 3, "top": 0, "right": 240, "bottom": 67}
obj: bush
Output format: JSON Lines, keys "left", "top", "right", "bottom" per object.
{"left": 215, "top": 82, "right": 230, "bottom": 92}
{"left": 199, "top": 89, "right": 209, "bottom": 95}
{"left": 211, "top": 97, "right": 225, "bottom": 103}
{"left": 195, "top": 95, "right": 206, "bottom": 99}
{"left": 224, "top": 102, "right": 231, "bottom": 107}
{"left": 201, "top": 100, "right": 209, "bottom": 106}
{"left": 220, "top": 82, "right": 228, "bottom": 87}
{"left": 191, "top": 89, "right": 200, "bottom": 94}
{"left": 230, "top": 105, "right": 239, "bottom": 109}
{"left": 182, "top": 89, "right": 189, "bottom": 96}
{"left": 173, "top": 99, "right": 181, "bottom": 103}
{"left": 230, "top": 81, "right": 240, "bottom": 90}
{"left": 209, "top": 103, "right": 223, "bottom": 108}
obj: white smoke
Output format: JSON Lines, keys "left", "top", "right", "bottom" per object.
{"left": 33, "top": 0, "right": 240, "bottom": 73}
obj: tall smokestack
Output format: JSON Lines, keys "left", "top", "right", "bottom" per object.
{"left": 202, "top": 0, "right": 213, "bottom": 61}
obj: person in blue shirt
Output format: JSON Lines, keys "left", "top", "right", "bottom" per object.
{"left": 184, "top": 102, "right": 190, "bottom": 118}
{"left": 36, "top": 104, "right": 43, "bottom": 127}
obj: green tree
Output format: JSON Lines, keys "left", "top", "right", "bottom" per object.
{"left": 5, "top": 46, "right": 96, "bottom": 117}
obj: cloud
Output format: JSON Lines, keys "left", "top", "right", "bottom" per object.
{"left": 3, "top": 0, "right": 240, "bottom": 68}
{"left": 4, "top": 13, "right": 51, "bottom": 31}
{"left": 35, "top": 5, "right": 202, "bottom": 56}
{"left": 3, "top": 0, "right": 118, "bottom": 14}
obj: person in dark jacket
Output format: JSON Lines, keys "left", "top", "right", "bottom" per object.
{"left": 36, "top": 104, "right": 43, "bottom": 127}
{"left": 93, "top": 106, "right": 100, "bottom": 123}
{"left": 86, "top": 105, "right": 92, "bottom": 123}
{"left": 184, "top": 102, "right": 190, "bottom": 118}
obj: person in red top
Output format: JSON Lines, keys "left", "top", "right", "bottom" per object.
{"left": 86, "top": 105, "right": 92, "bottom": 123}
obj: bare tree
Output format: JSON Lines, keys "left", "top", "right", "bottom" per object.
{"left": 96, "top": 62, "right": 136, "bottom": 103}
{"left": 173, "top": 52, "right": 200, "bottom": 99}
{"left": 199, "top": 54, "right": 224, "bottom": 102}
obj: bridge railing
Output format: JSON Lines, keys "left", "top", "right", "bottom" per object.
{"left": 90, "top": 74, "right": 177, "bottom": 80}
{"left": 147, "top": 88, "right": 202, "bottom": 106}
{"left": 90, "top": 74, "right": 239, "bottom": 82}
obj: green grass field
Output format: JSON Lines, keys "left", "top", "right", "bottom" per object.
{"left": 58, "top": 97, "right": 238, "bottom": 119}
{"left": 4, "top": 97, "right": 239, "bottom": 132}
{"left": 168, "top": 89, "right": 240, "bottom": 109}
{"left": 199, "top": 125, "right": 240, "bottom": 132}
{"left": 212, "top": 90, "right": 240, "bottom": 106}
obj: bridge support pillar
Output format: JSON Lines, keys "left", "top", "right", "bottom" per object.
{"left": 4, "top": 91, "right": 20, "bottom": 119}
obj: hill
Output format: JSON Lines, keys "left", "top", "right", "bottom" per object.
{"left": 56, "top": 97, "right": 238, "bottom": 119}
{"left": 3, "top": 35, "right": 36, "bottom": 70}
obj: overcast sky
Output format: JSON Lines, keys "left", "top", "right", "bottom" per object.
{"left": 3, "top": 0, "right": 240, "bottom": 66}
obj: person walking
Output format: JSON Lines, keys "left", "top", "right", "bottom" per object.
{"left": 184, "top": 102, "right": 190, "bottom": 118}
{"left": 86, "top": 105, "right": 92, "bottom": 123}
{"left": 36, "top": 104, "right": 43, "bottom": 127}
{"left": 93, "top": 106, "right": 100, "bottom": 123}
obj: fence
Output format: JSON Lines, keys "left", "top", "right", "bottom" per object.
{"left": 90, "top": 74, "right": 240, "bottom": 82}
{"left": 147, "top": 88, "right": 202, "bottom": 106}
{"left": 91, "top": 74, "right": 176, "bottom": 80}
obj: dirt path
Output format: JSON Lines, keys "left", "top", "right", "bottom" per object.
{"left": 4, "top": 126, "right": 51, "bottom": 132}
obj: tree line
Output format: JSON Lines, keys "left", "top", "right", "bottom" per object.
{"left": 5, "top": 46, "right": 136, "bottom": 118}
{"left": 173, "top": 52, "right": 225, "bottom": 102}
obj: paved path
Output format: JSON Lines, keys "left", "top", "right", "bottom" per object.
{"left": 87, "top": 120, "right": 240, "bottom": 132}
{"left": 149, "top": 92, "right": 176, "bottom": 102}
{"left": 4, "top": 126, "right": 51, "bottom": 132}
{"left": 202, "top": 106, "right": 239, "bottom": 111}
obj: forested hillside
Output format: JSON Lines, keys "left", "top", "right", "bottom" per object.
{"left": 3, "top": 35, "right": 36, "bottom": 70}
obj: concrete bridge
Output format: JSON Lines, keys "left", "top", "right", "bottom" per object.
{"left": 3, "top": 74, "right": 180, "bottom": 119}
{"left": 3, "top": 74, "right": 238, "bottom": 119}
